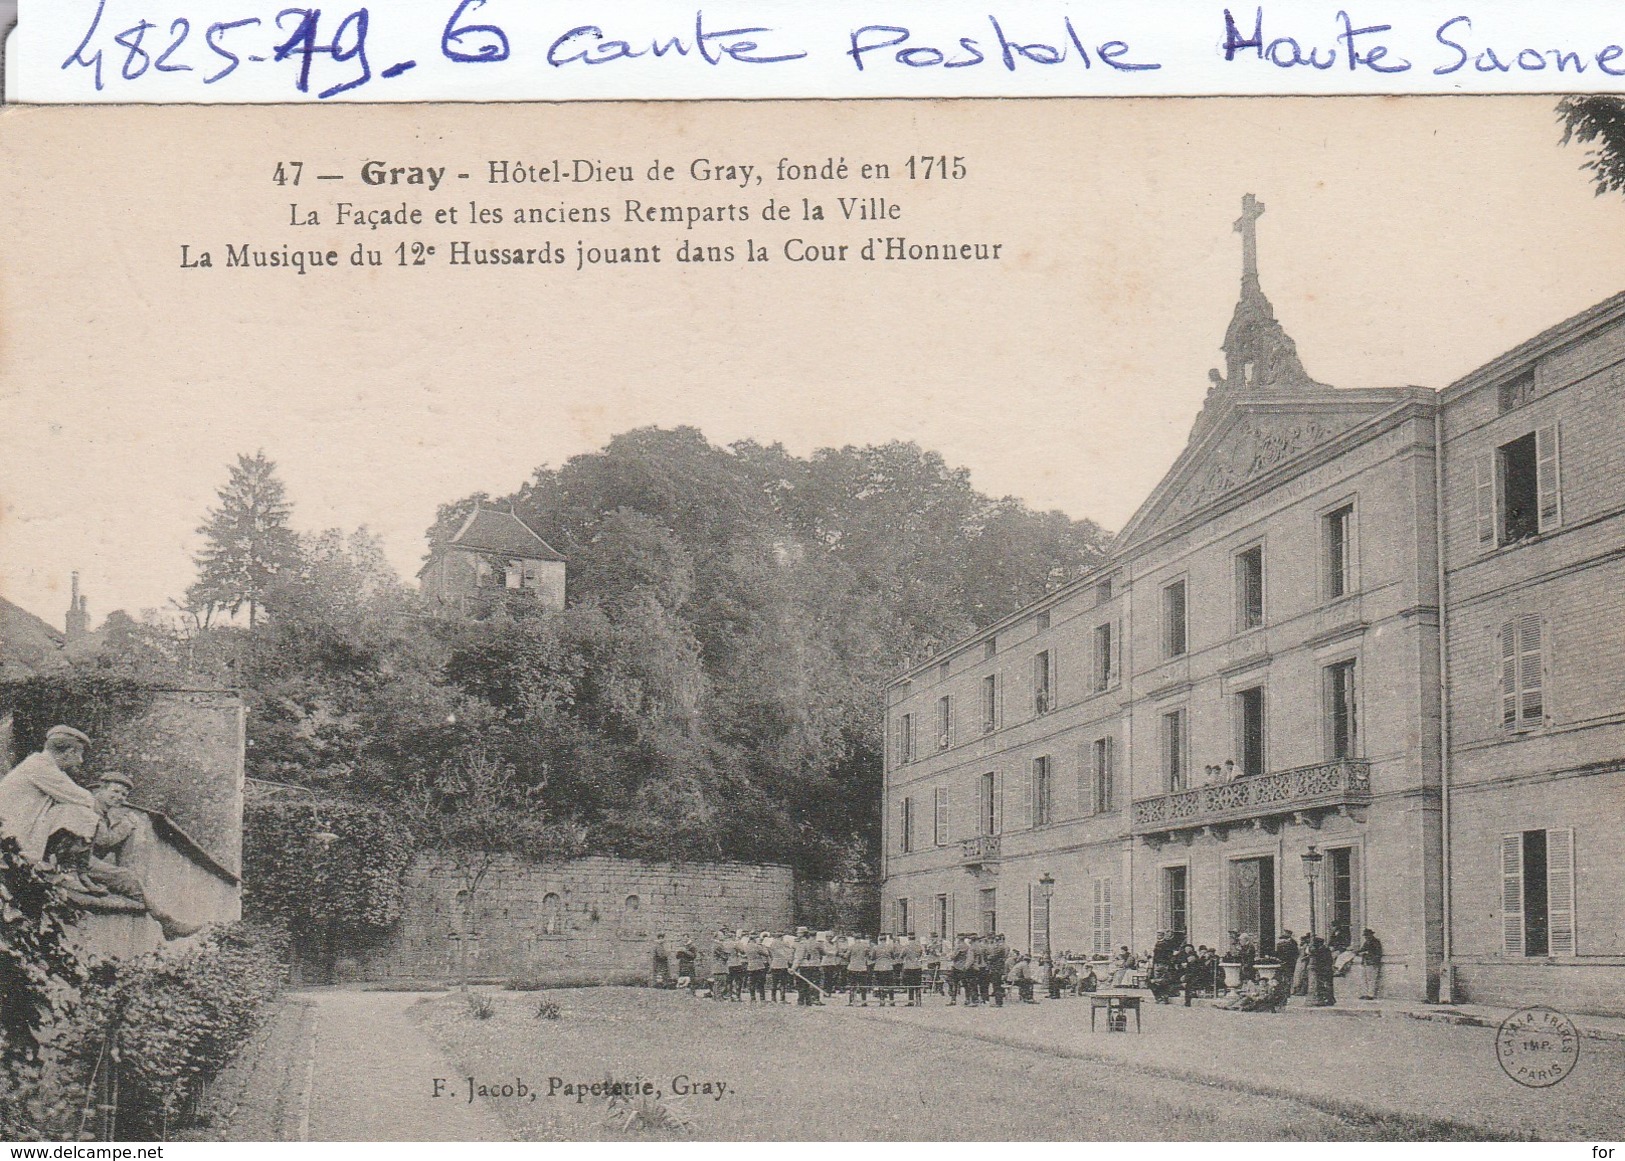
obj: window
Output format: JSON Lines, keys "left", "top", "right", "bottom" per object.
{"left": 1162, "top": 709, "right": 1188, "bottom": 791}
{"left": 1327, "top": 847, "right": 1358, "bottom": 950}
{"left": 1325, "top": 660, "right": 1359, "bottom": 760}
{"left": 1090, "top": 736, "right": 1116, "bottom": 813}
{"left": 980, "top": 887, "right": 998, "bottom": 936}
{"left": 979, "top": 771, "right": 997, "bottom": 835}
{"left": 1325, "top": 504, "right": 1354, "bottom": 599}
{"left": 624, "top": 894, "right": 640, "bottom": 912}
{"left": 935, "top": 893, "right": 951, "bottom": 939}
{"left": 1499, "top": 614, "right": 1544, "bottom": 731}
{"left": 1162, "top": 866, "right": 1189, "bottom": 938}
{"left": 981, "top": 674, "right": 1000, "bottom": 733}
{"left": 898, "top": 713, "right": 915, "bottom": 764}
{"left": 1032, "top": 756, "right": 1052, "bottom": 827}
{"left": 1091, "top": 878, "right": 1113, "bottom": 956}
{"left": 984, "top": 638, "right": 997, "bottom": 660}
{"left": 1501, "top": 829, "right": 1577, "bottom": 957}
{"left": 1497, "top": 368, "right": 1537, "bottom": 414}
{"left": 1479, "top": 426, "right": 1561, "bottom": 547}
{"left": 936, "top": 695, "right": 953, "bottom": 750}
{"left": 1036, "top": 610, "right": 1051, "bottom": 632}
{"left": 899, "top": 796, "right": 914, "bottom": 853}
{"left": 933, "top": 787, "right": 948, "bottom": 846}
{"left": 1033, "top": 650, "right": 1053, "bottom": 714}
{"left": 1163, "top": 580, "right": 1188, "bottom": 658}
{"left": 938, "top": 660, "right": 950, "bottom": 680}
{"left": 1236, "top": 545, "right": 1264, "bottom": 630}
{"left": 474, "top": 556, "right": 497, "bottom": 588}
{"left": 1236, "top": 686, "right": 1266, "bottom": 778}
{"left": 1092, "top": 622, "right": 1118, "bottom": 692}
{"left": 1096, "top": 578, "right": 1113, "bottom": 605}
{"left": 895, "top": 897, "right": 910, "bottom": 936}
{"left": 504, "top": 561, "right": 524, "bottom": 590}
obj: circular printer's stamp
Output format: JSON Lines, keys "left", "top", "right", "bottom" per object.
{"left": 1496, "top": 1006, "right": 1580, "bottom": 1088}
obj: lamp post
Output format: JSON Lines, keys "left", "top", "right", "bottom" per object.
{"left": 1301, "top": 845, "right": 1324, "bottom": 940}
{"left": 1038, "top": 873, "right": 1055, "bottom": 958}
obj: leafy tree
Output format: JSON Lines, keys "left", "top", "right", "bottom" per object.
{"left": 0, "top": 838, "right": 84, "bottom": 1066}
{"left": 1558, "top": 96, "right": 1625, "bottom": 198}
{"left": 187, "top": 451, "right": 301, "bottom": 629}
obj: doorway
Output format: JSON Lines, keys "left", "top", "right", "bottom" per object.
{"left": 1228, "top": 856, "right": 1276, "bottom": 949}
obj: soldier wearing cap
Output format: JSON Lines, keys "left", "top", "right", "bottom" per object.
{"left": 791, "top": 927, "right": 821, "bottom": 1005}
{"left": 745, "top": 931, "right": 770, "bottom": 1002}
{"left": 768, "top": 931, "right": 794, "bottom": 1002}
{"left": 84, "top": 771, "right": 200, "bottom": 940}
{"left": 0, "top": 725, "right": 101, "bottom": 892}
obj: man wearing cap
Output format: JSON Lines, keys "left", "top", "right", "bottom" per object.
{"left": 746, "top": 932, "right": 770, "bottom": 1002}
{"left": 791, "top": 927, "right": 821, "bottom": 1006}
{"left": 0, "top": 726, "right": 101, "bottom": 892}
{"left": 85, "top": 772, "right": 201, "bottom": 940}
{"left": 768, "top": 931, "right": 794, "bottom": 1003}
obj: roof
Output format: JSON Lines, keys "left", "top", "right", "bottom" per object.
{"left": 443, "top": 507, "right": 566, "bottom": 562}
{"left": 1441, "top": 288, "right": 1625, "bottom": 403}
{"left": 0, "top": 597, "right": 65, "bottom": 677}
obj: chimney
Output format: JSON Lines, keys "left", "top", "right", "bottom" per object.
{"left": 65, "top": 572, "right": 89, "bottom": 642}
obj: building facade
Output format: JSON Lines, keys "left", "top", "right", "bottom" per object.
{"left": 881, "top": 197, "right": 1625, "bottom": 1014}
{"left": 419, "top": 505, "right": 568, "bottom": 616}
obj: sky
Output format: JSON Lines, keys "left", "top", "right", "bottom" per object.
{"left": 2, "top": 96, "right": 1624, "bottom": 627}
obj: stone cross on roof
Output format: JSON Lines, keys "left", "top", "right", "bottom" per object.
{"left": 1234, "top": 193, "right": 1265, "bottom": 282}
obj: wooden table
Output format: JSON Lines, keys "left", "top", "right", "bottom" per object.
{"left": 1089, "top": 992, "right": 1142, "bottom": 1033}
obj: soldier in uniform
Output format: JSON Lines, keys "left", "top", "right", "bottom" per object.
{"left": 746, "top": 931, "right": 770, "bottom": 1002}
{"left": 900, "top": 931, "right": 925, "bottom": 1006}
{"left": 949, "top": 935, "right": 974, "bottom": 1005}
{"left": 845, "top": 932, "right": 873, "bottom": 1005}
{"left": 710, "top": 930, "right": 731, "bottom": 1000}
{"left": 987, "top": 935, "right": 1009, "bottom": 1007}
{"left": 819, "top": 931, "right": 842, "bottom": 997}
{"left": 791, "top": 927, "right": 820, "bottom": 1005}
{"left": 727, "top": 930, "right": 748, "bottom": 1001}
{"left": 871, "top": 933, "right": 897, "bottom": 1005}
{"left": 768, "top": 931, "right": 793, "bottom": 1002}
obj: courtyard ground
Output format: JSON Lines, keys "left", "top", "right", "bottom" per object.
{"left": 213, "top": 985, "right": 1624, "bottom": 1140}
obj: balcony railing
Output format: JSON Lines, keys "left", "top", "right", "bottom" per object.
{"left": 960, "top": 834, "right": 1001, "bottom": 866}
{"left": 1131, "top": 758, "right": 1371, "bottom": 839}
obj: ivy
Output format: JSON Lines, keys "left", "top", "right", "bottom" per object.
{"left": 1, "top": 677, "right": 159, "bottom": 761}
{"left": 242, "top": 799, "right": 415, "bottom": 965}
{"left": 0, "top": 838, "right": 85, "bottom": 1066}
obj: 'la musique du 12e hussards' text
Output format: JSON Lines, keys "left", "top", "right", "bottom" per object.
{"left": 175, "top": 153, "right": 1006, "bottom": 275}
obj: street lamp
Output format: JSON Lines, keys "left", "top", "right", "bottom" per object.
{"left": 1301, "top": 845, "right": 1324, "bottom": 939}
{"left": 1038, "top": 873, "right": 1055, "bottom": 958}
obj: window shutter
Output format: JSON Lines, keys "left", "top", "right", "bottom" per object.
{"left": 1500, "top": 621, "right": 1519, "bottom": 729}
{"left": 1103, "top": 736, "right": 1115, "bottom": 812}
{"left": 1113, "top": 619, "right": 1123, "bottom": 685}
{"left": 1501, "top": 833, "right": 1525, "bottom": 957}
{"left": 948, "top": 892, "right": 956, "bottom": 940}
{"left": 1536, "top": 424, "right": 1562, "bottom": 532}
{"left": 1083, "top": 742, "right": 1098, "bottom": 815}
{"left": 1092, "top": 879, "right": 1104, "bottom": 955}
{"left": 934, "top": 786, "right": 948, "bottom": 845}
{"left": 1347, "top": 844, "right": 1363, "bottom": 940}
{"left": 1103, "top": 878, "right": 1113, "bottom": 950}
{"left": 1475, "top": 451, "right": 1496, "bottom": 545}
{"left": 994, "top": 770, "right": 1005, "bottom": 834}
{"left": 1518, "top": 614, "right": 1543, "bottom": 728}
{"left": 995, "top": 674, "right": 1004, "bottom": 729}
{"left": 1547, "top": 828, "right": 1576, "bottom": 956}
{"left": 901, "top": 797, "right": 912, "bottom": 854}
{"left": 947, "top": 697, "right": 956, "bottom": 748}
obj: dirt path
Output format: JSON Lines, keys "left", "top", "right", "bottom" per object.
{"left": 301, "top": 990, "right": 508, "bottom": 1142}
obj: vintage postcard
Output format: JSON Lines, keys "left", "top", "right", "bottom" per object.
{"left": 2, "top": 0, "right": 1625, "bottom": 1149}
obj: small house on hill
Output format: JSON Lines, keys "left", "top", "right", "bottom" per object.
{"left": 419, "top": 506, "right": 567, "bottom": 616}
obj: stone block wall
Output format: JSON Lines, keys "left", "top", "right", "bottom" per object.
{"left": 349, "top": 854, "right": 793, "bottom": 983}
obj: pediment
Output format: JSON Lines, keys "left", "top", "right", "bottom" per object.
{"left": 1116, "top": 393, "right": 1407, "bottom": 551}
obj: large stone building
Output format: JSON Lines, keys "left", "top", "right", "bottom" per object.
{"left": 880, "top": 196, "right": 1625, "bottom": 1014}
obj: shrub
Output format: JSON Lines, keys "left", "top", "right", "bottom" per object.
{"left": 533, "top": 999, "right": 562, "bottom": 1020}
{"left": 464, "top": 992, "right": 496, "bottom": 1020}
{"left": 64, "top": 923, "right": 288, "bottom": 1138}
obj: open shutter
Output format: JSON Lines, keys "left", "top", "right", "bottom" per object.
{"left": 1103, "top": 878, "right": 1113, "bottom": 951}
{"left": 1501, "top": 833, "right": 1525, "bottom": 957}
{"left": 1547, "top": 828, "right": 1576, "bottom": 956}
{"left": 934, "top": 787, "right": 948, "bottom": 846}
{"left": 947, "top": 696, "right": 956, "bottom": 748}
{"left": 1091, "top": 879, "right": 1104, "bottom": 955}
{"left": 1475, "top": 451, "right": 1496, "bottom": 546}
{"left": 948, "top": 892, "right": 956, "bottom": 940}
{"left": 1104, "top": 737, "right": 1116, "bottom": 812}
{"left": 994, "top": 771, "right": 1005, "bottom": 834}
{"left": 1113, "top": 619, "right": 1123, "bottom": 686}
{"left": 1348, "top": 844, "right": 1363, "bottom": 942}
{"left": 1082, "top": 742, "right": 1097, "bottom": 815}
{"left": 1536, "top": 424, "right": 1562, "bottom": 532}
{"left": 1518, "top": 614, "right": 1543, "bottom": 728}
{"left": 1500, "top": 621, "right": 1519, "bottom": 729}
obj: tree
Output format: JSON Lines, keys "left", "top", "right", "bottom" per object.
{"left": 187, "top": 452, "right": 301, "bottom": 629}
{"left": 1558, "top": 96, "right": 1625, "bottom": 198}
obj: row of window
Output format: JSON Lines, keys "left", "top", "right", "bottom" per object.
{"left": 896, "top": 739, "right": 1118, "bottom": 853}
{"left": 891, "top": 879, "right": 1116, "bottom": 955}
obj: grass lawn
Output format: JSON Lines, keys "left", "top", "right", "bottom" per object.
{"left": 413, "top": 987, "right": 1434, "bottom": 1140}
